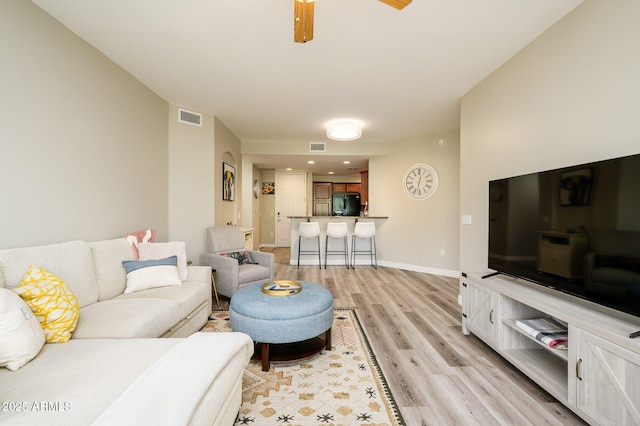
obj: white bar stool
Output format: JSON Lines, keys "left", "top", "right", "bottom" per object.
{"left": 297, "top": 221, "right": 321, "bottom": 269}
{"left": 324, "top": 222, "right": 350, "bottom": 269}
{"left": 351, "top": 221, "right": 377, "bottom": 269}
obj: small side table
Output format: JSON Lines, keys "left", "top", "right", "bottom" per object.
{"left": 211, "top": 268, "right": 219, "bottom": 305}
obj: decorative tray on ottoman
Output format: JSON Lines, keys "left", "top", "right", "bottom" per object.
{"left": 262, "top": 280, "right": 302, "bottom": 296}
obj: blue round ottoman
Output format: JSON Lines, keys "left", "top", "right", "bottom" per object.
{"left": 229, "top": 281, "right": 334, "bottom": 371}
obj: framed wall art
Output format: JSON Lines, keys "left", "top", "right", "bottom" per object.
{"left": 223, "top": 162, "right": 235, "bottom": 201}
{"left": 262, "top": 181, "right": 275, "bottom": 195}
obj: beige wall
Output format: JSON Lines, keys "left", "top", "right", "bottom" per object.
{"left": 168, "top": 105, "right": 215, "bottom": 261}
{"left": 259, "top": 170, "right": 277, "bottom": 246}
{"left": 460, "top": 0, "right": 640, "bottom": 274}
{"left": 215, "top": 118, "right": 242, "bottom": 226}
{"left": 250, "top": 164, "right": 261, "bottom": 248}
{"left": 371, "top": 131, "right": 461, "bottom": 275}
{"left": 0, "top": 1, "right": 169, "bottom": 249}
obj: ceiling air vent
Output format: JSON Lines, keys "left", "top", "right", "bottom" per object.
{"left": 309, "top": 142, "right": 326, "bottom": 152}
{"left": 178, "top": 108, "right": 202, "bottom": 127}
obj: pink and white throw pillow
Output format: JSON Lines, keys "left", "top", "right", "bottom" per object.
{"left": 122, "top": 229, "right": 156, "bottom": 259}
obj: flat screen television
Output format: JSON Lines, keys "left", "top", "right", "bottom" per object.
{"left": 487, "top": 152, "right": 640, "bottom": 318}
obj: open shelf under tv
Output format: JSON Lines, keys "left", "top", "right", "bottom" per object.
{"left": 461, "top": 272, "right": 640, "bottom": 425}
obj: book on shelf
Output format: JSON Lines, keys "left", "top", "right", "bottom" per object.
{"left": 515, "top": 317, "right": 568, "bottom": 350}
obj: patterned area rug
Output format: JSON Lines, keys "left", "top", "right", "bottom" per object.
{"left": 201, "top": 308, "right": 405, "bottom": 426}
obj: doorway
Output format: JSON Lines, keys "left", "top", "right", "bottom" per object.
{"left": 275, "top": 173, "right": 306, "bottom": 247}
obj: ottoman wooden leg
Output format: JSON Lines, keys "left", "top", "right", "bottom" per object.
{"left": 325, "top": 327, "right": 332, "bottom": 350}
{"left": 261, "top": 343, "right": 270, "bottom": 371}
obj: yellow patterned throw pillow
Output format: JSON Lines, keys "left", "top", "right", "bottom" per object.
{"left": 14, "top": 266, "right": 80, "bottom": 343}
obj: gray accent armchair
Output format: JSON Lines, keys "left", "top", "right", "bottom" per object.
{"left": 200, "top": 226, "right": 275, "bottom": 298}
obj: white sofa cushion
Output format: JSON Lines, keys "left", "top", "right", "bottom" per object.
{"left": 0, "top": 288, "right": 45, "bottom": 371}
{"left": 73, "top": 298, "right": 181, "bottom": 339}
{"left": 93, "top": 332, "right": 253, "bottom": 426}
{"left": 117, "top": 281, "right": 210, "bottom": 320}
{"left": 0, "top": 334, "right": 253, "bottom": 426}
{"left": 90, "top": 238, "right": 135, "bottom": 301}
{"left": 0, "top": 338, "right": 182, "bottom": 426}
{"left": 0, "top": 241, "right": 99, "bottom": 308}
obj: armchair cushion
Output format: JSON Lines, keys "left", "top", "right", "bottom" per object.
{"left": 237, "top": 264, "right": 272, "bottom": 285}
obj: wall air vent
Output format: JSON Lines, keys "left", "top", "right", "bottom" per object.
{"left": 309, "top": 142, "right": 326, "bottom": 152}
{"left": 178, "top": 108, "right": 202, "bottom": 127}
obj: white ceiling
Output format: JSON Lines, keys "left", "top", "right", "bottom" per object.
{"left": 33, "top": 0, "right": 582, "bottom": 174}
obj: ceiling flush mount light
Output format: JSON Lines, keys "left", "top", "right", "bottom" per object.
{"left": 294, "top": 0, "right": 314, "bottom": 43}
{"left": 326, "top": 119, "right": 363, "bottom": 141}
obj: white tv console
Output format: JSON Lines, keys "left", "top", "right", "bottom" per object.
{"left": 461, "top": 272, "right": 640, "bottom": 425}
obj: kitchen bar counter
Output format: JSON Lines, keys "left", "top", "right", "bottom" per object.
{"left": 288, "top": 216, "right": 388, "bottom": 266}
{"left": 288, "top": 215, "right": 388, "bottom": 221}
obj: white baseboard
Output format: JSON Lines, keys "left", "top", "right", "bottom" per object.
{"left": 289, "top": 258, "right": 460, "bottom": 278}
{"left": 377, "top": 260, "right": 460, "bottom": 278}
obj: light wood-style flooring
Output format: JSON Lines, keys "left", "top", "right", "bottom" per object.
{"left": 264, "top": 248, "right": 586, "bottom": 425}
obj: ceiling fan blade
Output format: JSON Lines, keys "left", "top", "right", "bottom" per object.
{"left": 378, "top": 0, "right": 412, "bottom": 10}
{"left": 294, "top": 0, "right": 314, "bottom": 43}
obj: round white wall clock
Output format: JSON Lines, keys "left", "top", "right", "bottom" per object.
{"left": 402, "top": 163, "right": 439, "bottom": 200}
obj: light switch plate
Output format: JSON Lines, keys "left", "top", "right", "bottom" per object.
{"left": 461, "top": 215, "right": 472, "bottom": 225}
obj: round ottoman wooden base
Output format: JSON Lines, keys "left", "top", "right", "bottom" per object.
{"left": 253, "top": 328, "right": 331, "bottom": 371}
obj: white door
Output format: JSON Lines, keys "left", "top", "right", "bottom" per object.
{"left": 275, "top": 173, "right": 307, "bottom": 247}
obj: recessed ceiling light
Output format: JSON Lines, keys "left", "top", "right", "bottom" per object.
{"left": 328, "top": 171, "right": 334, "bottom": 174}
{"left": 286, "top": 167, "right": 293, "bottom": 171}
{"left": 343, "top": 161, "right": 350, "bottom": 164}
{"left": 307, "top": 160, "right": 315, "bottom": 164}
{"left": 326, "top": 119, "right": 363, "bottom": 141}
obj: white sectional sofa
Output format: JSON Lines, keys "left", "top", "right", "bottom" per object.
{"left": 0, "top": 238, "right": 253, "bottom": 425}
